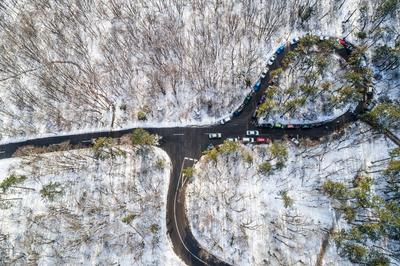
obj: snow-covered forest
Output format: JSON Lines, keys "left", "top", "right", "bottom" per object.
{"left": 187, "top": 123, "right": 398, "bottom": 265}
{"left": 0, "top": 146, "right": 182, "bottom": 265}
{"left": 0, "top": 0, "right": 398, "bottom": 142}
{"left": 258, "top": 38, "right": 359, "bottom": 125}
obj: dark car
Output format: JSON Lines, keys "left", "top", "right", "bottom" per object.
{"left": 243, "top": 94, "right": 252, "bottom": 105}
{"left": 258, "top": 95, "right": 266, "bottom": 104}
{"left": 233, "top": 104, "right": 245, "bottom": 117}
{"left": 275, "top": 44, "right": 285, "bottom": 55}
{"left": 253, "top": 79, "right": 262, "bottom": 92}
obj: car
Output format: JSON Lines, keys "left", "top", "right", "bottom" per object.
{"left": 261, "top": 67, "right": 269, "bottom": 78}
{"left": 246, "top": 130, "right": 259, "bottom": 136}
{"left": 226, "top": 137, "right": 239, "bottom": 142}
{"left": 302, "top": 124, "right": 311, "bottom": 129}
{"left": 206, "top": 143, "right": 214, "bottom": 150}
{"left": 258, "top": 95, "right": 266, "bottom": 104}
{"left": 256, "top": 137, "right": 271, "bottom": 144}
{"left": 365, "top": 99, "right": 378, "bottom": 111}
{"left": 233, "top": 104, "right": 245, "bottom": 117}
{"left": 291, "top": 138, "right": 300, "bottom": 146}
{"left": 339, "top": 38, "right": 346, "bottom": 45}
{"left": 208, "top": 133, "right": 222, "bottom": 139}
{"left": 367, "top": 86, "right": 374, "bottom": 95}
{"left": 274, "top": 123, "right": 283, "bottom": 128}
{"left": 253, "top": 79, "right": 262, "bottom": 92}
{"left": 319, "top": 35, "right": 329, "bottom": 41}
{"left": 287, "top": 124, "right": 294, "bottom": 129}
{"left": 242, "top": 137, "right": 255, "bottom": 143}
{"left": 220, "top": 116, "right": 232, "bottom": 124}
{"left": 267, "top": 55, "right": 276, "bottom": 66}
{"left": 290, "top": 37, "right": 300, "bottom": 45}
{"left": 275, "top": 44, "right": 285, "bottom": 55}
{"left": 243, "top": 94, "right": 252, "bottom": 105}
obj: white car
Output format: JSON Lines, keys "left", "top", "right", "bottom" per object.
{"left": 290, "top": 37, "right": 300, "bottom": 45}
{"left": 267, "top": 55, "right": 276, "bottom": 66}
{"left": 220, "top": 116, "right": 232, "bottom": 124}
{"left": 291, "top": 138, "right": 300, "bottom": 146}
{"left": 319, "top": 35, "right": 329, "bottom": 41}
{"left": 242, "top": 137, "right": 255, "bottom": 143}
{"left": 260, "top": 67, "right": 268, "bottom": 78}
{"left": 208, "top": 133, "right": 222, "bottom": 139}
{"left": 246, "top": 130, "right": 259, "bottom": 136}
{"left": 226, "top": 137, "right": 239, "bottom": 142}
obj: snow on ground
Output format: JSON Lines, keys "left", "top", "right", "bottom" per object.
{"left": 1, "top": 0, "right": 397, "bottom": 143}
{"left": 0, "top": 146, "right": 183, "bottom": 265}
{"left": 186, "top": 122, "right": 396, "bottom": 265}
{"left": 260, "top": 51, "right": 356, "bottom": 125}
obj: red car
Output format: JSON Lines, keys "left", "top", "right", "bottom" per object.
{"left": 339, "top": 39, "right": 346, "bottom": 45}
{"left": 256, "top": 137, "right": 271, "bottom": 143}
{"left": 287, "top": 124, "right": 294, "bottom": 129}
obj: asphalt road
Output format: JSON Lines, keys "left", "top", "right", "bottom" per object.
{"left": 0, "top": 38, "right": 367, "bottom": 266}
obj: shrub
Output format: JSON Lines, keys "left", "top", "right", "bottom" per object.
{"left": 131, "top": 129, "right": 157, "bottom": 146}
{"left": 203, "top": 147, "right": 219, "bottom": 162}
{"left": 150, "top": 224, "right": 160, "bottom": 233}
{"left": 155, "top": 159, "right": 165, "bottom": 170}
{"left": 219, "top": 140, "right": 240, "bottom": 153}
{"left": 122, "top": 213, "right": 137, "bottom": 224}
{"left": 137, "top": 111, "right": 147, "bottom": 121}
{"left": 40, "top": 182, "right": 63, "bottom": 201}
{"left": 322, "top": 180, "right": 349, "bottom": 199}
{"left": 280, "top": 190, "right": 294, "bottom": 208}
{"left": 258, "top": 161, "right": 272, "bottom": 175}
{"left": 0, "top": 174, "right": 27, "bottom": 192}
{"left": 375, "top": 0, "right": 399, "bottom": 19}
{"left": 93, "top": 137, "right": 113, "bottom": 159}
{"left": 356, "top": 31, "right": 367, "bottom": 39}
{"left": 342, "top": 243, "right": 367, "bottom": 263}
{"left": 269, "top": 142, "right": 288, "bottom": 161}
{"left": 182, "top": 167, "right": 195, "bottom": 178}
{"left": 242, "top": 151, "right": 253, "bottom": 164}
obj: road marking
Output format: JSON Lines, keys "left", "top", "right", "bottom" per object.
{"left": 174, "top": 158, "right": 208, "bottom": 265}
{"left": 0, "top": 151, "right": 5, "bottom": 154}
{"left": 173, "top": 133, "right": 184, "bottom": 136}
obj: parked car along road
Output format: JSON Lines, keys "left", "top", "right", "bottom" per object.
{"left": 256, "top": 137, "right": 271, "bottom": 144}
{"left": 275, "top": 44, "right": 285, "bottom": 55}
{"left": 242, "top": 137, "right": 255, "bottom": 143}
{"left": 291, "top": 138, "right": 300, "bottom": 146}
{"left": 208, "top": 133, "right": 222, "bottom": 139}
{"left": 253, "top": 79, "right": 262, "bottom": 91}
{"left": 220, "top": 116, "right": 232, "bottom": 124}
{"left": 290, "top": 37, "right": 300, "bottom": 45}
{"left": 246, "top": 130, "right": 259, "bottom": 136}
{"left": 226, "top": 137, "right": 239, "bottom": 142}
{"left": 267, "top": 55, "right": 276, "bottom": 66}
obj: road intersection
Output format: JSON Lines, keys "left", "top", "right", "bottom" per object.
{"left": 0, "top": 36, "right": 370, "bottom": 265}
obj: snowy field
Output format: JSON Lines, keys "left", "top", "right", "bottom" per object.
{"left": 0, "top": 0, "right": 398, "bottom": 143}
{"left": 0, "top": 146, "right": 183, "bottom": 265}
{"left": 186, "top": 123, "right": 397, "bottom": 265}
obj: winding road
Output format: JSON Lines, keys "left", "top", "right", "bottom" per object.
{"left": 0, "top": 37, "right": 375, "bottom": 265}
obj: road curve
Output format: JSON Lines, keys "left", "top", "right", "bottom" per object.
{"left": 0, "top": 37, "right": 368, "bottom": 266}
